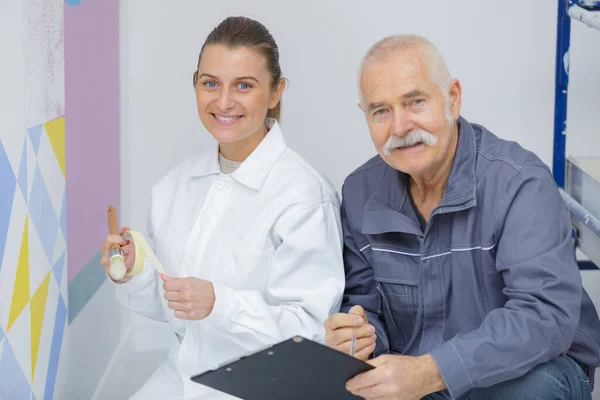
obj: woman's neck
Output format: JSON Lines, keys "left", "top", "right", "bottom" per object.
{"left": 218, "top": 122, "right": 268, "bottom": 162}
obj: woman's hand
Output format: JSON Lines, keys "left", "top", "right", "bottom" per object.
{"left": 100, "top": 226, "right": 135, "bottom": 283}
{"left": 161, "top": 274, "right": 216, "bottom": 320}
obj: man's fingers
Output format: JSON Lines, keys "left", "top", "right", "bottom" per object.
{"left": 346, "top": 368, "right": 383, "bottom": 393}
{"left": 353, "top": 342, "right": 377, "bottom": 361}
{"left": 354, "top": 383, "right": 386, "bottom": 399}
{"left": 348, "top": 305, "right": 368, "bottom": 322}
{"left": 333, "top": 324, "right": 376, "bottom": 343}
{"left": 366, "top": 354, "right": 389, "bottom": 368}
{"left": 326, "top": 313, "right": 365, "bottom": 331}
{"left": 335, "top": 335, "right": 376, "bottom": 354}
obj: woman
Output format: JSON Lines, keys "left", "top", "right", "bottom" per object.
{"left": 100, "top": 16, "right": 345, "bottom": 399}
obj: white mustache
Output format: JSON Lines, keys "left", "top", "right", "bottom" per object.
{"left": 382, "top": 129, "right": 438, "bottom": 156}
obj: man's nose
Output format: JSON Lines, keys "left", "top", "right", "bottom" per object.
{"left": 391, "top": 110, "right": 415, "bottom": 136}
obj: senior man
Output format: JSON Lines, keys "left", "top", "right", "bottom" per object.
{"left": 325, "top": 34, "right": 600, "bottom": 400}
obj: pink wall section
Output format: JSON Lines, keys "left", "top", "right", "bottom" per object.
{"left": 65, "top": 0, "right": 120, "bottom": 282}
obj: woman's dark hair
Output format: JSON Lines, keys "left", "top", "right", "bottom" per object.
{"left": 193, "top": 16, "right": 283, "bottom": 120}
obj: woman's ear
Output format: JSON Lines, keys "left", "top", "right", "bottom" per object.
{"left": 269, "top": 78, "right": 286, "bottom": 109}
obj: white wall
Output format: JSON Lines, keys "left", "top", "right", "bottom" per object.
{"left": 112, "top": 1, "right": 600, "bottom": 398}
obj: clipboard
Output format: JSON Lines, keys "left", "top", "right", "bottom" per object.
{"left": 190, "top": 336, "right": 374, "bottom": 399}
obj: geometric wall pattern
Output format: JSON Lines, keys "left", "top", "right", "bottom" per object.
{"left": 0, "top": 122, "right": 68, "bottom": 400}
{"left": 1, "top": 0, "right": 119, "bottom": 397}
{"left": 0, "top": 0, "right": 68, "bottom": 397}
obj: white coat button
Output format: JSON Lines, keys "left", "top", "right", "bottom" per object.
{"left": 216, "top": 181, "right": 224, "bottom": 190}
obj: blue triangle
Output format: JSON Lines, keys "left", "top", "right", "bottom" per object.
{"left": 44, "top": 296, "right": 66, "bottom": 400}
{"left": 28, "top": 125, "right": 43, "bottom": 155}
{"left": 0, "top": 142, "right": 17, "bottom": 272}
{"left": 59, "top": 189, "right": 66, "bottom": 237}
{"left": 53, "top": 251, "right": 66, "bottom": 286}
{"left": 29, "top": 165, "right": 58, "bottom": 264}
{"left": 18, "top": 136, "right": 27, "bottom": 204}
{"left": 0, "top": 339, "right": 32, "bottom": 400}
{"left": 0, "top": 325, "right": 4, "bottom": 342}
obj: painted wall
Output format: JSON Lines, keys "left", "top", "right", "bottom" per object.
{"left": 0, "top": 0, "right": 68, "bottom": 398}
{"left": 62, "top": 0, "right": 122, "bottom": 399}
{"left": 0, "top": 0, "right": 120, "bottom": 399}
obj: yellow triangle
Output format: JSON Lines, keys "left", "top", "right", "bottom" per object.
{"left": 31, "top": 272, "right": 51, "bottom": 382}
{"left": 7, "top": 215, "right": 30, "bottom": 331}
{"left": 44, "top": 116, "right": 66, "bottom": 177}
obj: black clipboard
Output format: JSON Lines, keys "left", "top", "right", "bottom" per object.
{"left": 190, "top": 336, "right": 374, "bottom": 399}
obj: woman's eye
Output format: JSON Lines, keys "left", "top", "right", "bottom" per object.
{"left": 237, "top": 82, "right": 252, "bottom": 90}
{"left": 203, "top": 81, "right": 217, "bottom": 88}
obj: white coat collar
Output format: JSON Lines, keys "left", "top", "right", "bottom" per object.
{"left": 189, "top": 118, "right": 287, "bottom": 190}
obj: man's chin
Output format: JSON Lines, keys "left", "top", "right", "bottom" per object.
{"left": 381, "top": 152, "right": 432, "bottom": 175}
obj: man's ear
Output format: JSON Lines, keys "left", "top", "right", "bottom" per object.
{"left": 448, "top": 78, "right": 462, "bottom": 120}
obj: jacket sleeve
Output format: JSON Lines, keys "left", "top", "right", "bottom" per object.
{"left": 339, "top": 184, "right": 390, "bottom": 355}
{"left": 430, "top": 165, "right": 582, "bottom": 399}
{"left": 201, "top": 200, "right": 346, "bottom": 348}
{"left": 112, "top": 197, "right": 168, "bottom": 323}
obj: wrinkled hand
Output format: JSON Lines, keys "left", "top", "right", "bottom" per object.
{"left": 324, "top": 305, "right": 377, "bottom": 361}
{"left": 100, "top": 225, "right": 134, "bottom": 283}
{"left": 346, "top": 354, "right": 445, "bottom": 400}
{"left": 161, "top": 274, "right": 216, "bottom": 320}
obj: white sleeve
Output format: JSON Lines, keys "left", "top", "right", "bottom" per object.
{"left": 202, "top": 200, "right": 345, "bottom": 346}
{"left": 113, "top": 201, "right": 168, "bottom": 323}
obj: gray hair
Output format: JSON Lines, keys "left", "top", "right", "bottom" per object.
{"left": 359, "top": 35, "right": 454, "bottom": 122}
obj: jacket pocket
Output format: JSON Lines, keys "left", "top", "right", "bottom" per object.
{"left": 371, "top": 248, "right": 420, "bottom": 351}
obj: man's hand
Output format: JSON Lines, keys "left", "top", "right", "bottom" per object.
{"left": 161, "top": 274, "right": 216, "bottom": 320}
{"left": 325, "top": 305, "right": 377, "bottom": 360}
{"left": 346, "top": 354, "right": 446, "bottom": 399}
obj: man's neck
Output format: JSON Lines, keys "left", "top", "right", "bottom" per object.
{"left": 409, "top": 123, "right": 459, "bottom": 220}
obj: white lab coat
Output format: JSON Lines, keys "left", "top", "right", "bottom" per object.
{"left": 114, "top": 119, "right": 345, "bottom": 399}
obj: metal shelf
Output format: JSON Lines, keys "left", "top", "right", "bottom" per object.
{"left": 553, "top": 0, "right": 600, "bottom": 269}
{"left": 569, "top": 5, "right": 600, "bottom": 30}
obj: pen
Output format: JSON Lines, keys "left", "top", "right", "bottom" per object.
{"left": 350, "top": 326, "right": 356, "bottom": 357}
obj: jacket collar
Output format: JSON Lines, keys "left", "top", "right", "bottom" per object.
{"left": 189, "top": 118, "right": 287, "bottom": 190}
{"left": 362, "top": 116, "right": 477, "bottom": 235}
